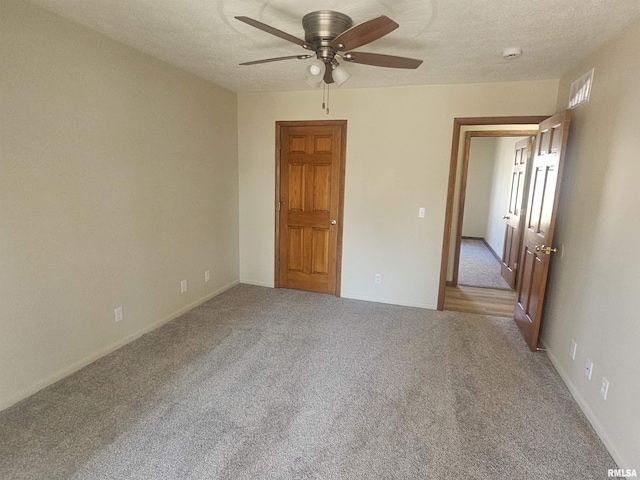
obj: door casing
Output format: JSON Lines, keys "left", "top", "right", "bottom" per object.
{"left": 438, "top": 116, "right": 549, "bottom": 310}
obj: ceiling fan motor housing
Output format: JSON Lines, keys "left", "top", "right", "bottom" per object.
{"left": 302, "top": 11, "right": 353, "bottom": 49}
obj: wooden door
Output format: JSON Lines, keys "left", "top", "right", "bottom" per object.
{"left": 500, "top": 137, "right": 533, "bottom": 288}
{"left": 276, "top": 121, "right": 346, "bottom": 294}
{"left": 514, "top": 111, "right": 571, "bottom": 351}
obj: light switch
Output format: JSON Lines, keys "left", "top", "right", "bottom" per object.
{"left": 418, "top": 207, "right": 426, "bottom": 218}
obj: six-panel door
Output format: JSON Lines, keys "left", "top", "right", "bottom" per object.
{"left": 514, "top": 111, "right": 571, "bottom": 351}
{"left": 277, "top": 123, "right": 345, "bottom": 294}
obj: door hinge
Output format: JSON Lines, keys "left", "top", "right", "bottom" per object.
{"left": 514, "top": 262, "right": 518, "bottom": 270}
{"left": 277, "top": 201, "right": 281, "bottom": 211}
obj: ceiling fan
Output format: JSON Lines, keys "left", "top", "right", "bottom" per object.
{"left": 236, "top": 11, "right": 423, "bottom": 88}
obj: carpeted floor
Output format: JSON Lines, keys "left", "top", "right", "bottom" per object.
{"left": 0, "top": 285, "right": 616, "bottom": 479}
{"left": 459, "top": 239, "right": 512, "bottom": 290}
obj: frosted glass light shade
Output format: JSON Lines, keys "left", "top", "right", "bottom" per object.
{"left": 305, "top": 60, "right": 326, "bottom": 87}
{"left": 332, "top": 64, "right": 351, "bottom": 87}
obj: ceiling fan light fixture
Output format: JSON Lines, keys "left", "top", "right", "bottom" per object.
{"left": 305, "top": 59, "right": 326, "bottom": 87}
{"left": 332, "top": 63, "right": 351, "bottom": 87}
{"left": 237, "top": 12, "right": 422, "bottom": 103}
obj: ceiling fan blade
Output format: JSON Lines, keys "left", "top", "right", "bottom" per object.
{"left": 235, "top": 16, "right": 312, "bottom": 50}
{"left": 240, "top": 55, "right": 312, "bottom": 66}
{"left": 342, "top": 52, "right": 423, "bottom": 69}
{"left": 324, "top": 67, "right": 334, "bottom": 84}
{"left": 331, "top": 16, "right": 398, "bottom": 51}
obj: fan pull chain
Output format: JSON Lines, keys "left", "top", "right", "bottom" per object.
{"left": 320, "top": 83, "right": 330, "bottom": 114}
{"left": 326, "top": 83, "right": 330, "bottom": 115}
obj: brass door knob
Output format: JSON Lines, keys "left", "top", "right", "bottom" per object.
{"left": 331, "top": 219, "right": 337, "bottom": 225}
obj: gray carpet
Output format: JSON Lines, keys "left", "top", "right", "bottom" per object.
{"left": 459, "top": 239, "right": 512, "bottom": 290}
{"left": 0, "top": 285, "right": 616, "bottom": 479}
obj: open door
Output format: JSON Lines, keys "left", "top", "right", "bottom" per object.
{"left": 514, "top": 111, "right": 571, "bottom": 351}
{"left": 500, "top": 137, "right": 533, "bottom": 288}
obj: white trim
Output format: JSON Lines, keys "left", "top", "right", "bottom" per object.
{"left": 239, "top": 279, "right": 274, "bottom": 288}
{"left": 340, "top": 292, "right": 436, "bottom": 310}
{"left": 544, "top": 343, "right": 627, "bottom": 470}
{"left": 0, "top": 280, "right": 240, "bottom": 412}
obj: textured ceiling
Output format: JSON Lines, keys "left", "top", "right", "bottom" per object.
{"left": 26, "top": 0, "right": 640, "bottom": 93}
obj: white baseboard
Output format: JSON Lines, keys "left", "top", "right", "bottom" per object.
{"left": 340, "top": 292, "right": 436, "bottom": 310}
{"left": 544, "top": 344, "right": 627, "bottom": 470}
{"left": 0, "top": 279, "right": 240, "bottom": 413}
{"left": 239, "top": 279, "right": 274, "bottom": 288}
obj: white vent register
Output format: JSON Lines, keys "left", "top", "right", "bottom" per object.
{"left": 568, "top": 68, "right": 594, "bottom": 109}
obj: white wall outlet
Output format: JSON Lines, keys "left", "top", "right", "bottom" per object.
{"left": 600, "top": 377, "right": 609, "bottom": 400}
{"left": 375, "top": 274, "right": 382, "bottom": 284}
{"left": 180, "top": 279, "right": 188, "bottom": 293}
{"left": 585, "top": 359, "right": 594, "bottom": 380}
{"left": 205, "top": 270, "right": 210, "bottom": 283}
{"left": 570, "top": 339, "right": 577, "bottom": 360}
{"left": 114, "top": 306, "right": 123, "bottom": 323}
{"left": 418, "top": 207, "right": 426, "bottom": 218}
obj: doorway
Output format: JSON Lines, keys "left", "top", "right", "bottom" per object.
{"left": 274, "top": 120, "right": 347, "bottom": 295}
{"left": 437, "top": 116, "right": 547, "bottom": 315}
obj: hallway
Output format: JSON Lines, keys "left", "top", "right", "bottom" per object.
{"left": 446, "top": 239, "right": 516, "bottom": 317}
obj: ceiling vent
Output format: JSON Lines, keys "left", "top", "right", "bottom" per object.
{"left": 568, "top": 68, "right": 594, "bottom": 109}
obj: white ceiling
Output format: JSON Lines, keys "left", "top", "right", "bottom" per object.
{"left": 26, "top": 0, "right": 640, "bottom": 93}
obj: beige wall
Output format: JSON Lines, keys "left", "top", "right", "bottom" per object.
{"left": 462, "top": 138, "right": 496, "bottom": 238}
{"left": 238, "top": 81, "right": 558, "bottom": 308}
{"left": 541, "top": 17, "right": 640, "bottom": 470}
{"left": 0, "top": 0, "right": 239, "bottom": 410}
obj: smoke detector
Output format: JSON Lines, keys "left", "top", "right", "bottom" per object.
{"left": 502, "top": 47, "right": 522, "bottom": 59}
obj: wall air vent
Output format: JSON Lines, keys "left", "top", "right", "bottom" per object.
{"left": 568, "top": 68, "right": 594, "bottom": 109}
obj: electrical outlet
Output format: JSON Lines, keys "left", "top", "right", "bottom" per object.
{"left": 375, "top": 274, "right": 382, "bottom": 284}
{"left": 570, "top": 339, "right": 577, "bottom": 360}
{"left": 600, "top": 377, "right": 609, "bottom": 400}
{"left": 180, "top": 279, "right": 188, "bottom": 293}
{"left": 205, "top": 270, "right": 210, "bottom": 283}
{"left": 114, "top": 306, "right": 123, "bottom": 323}
{"left": 585, "top": 359, "right": 594, "bottom": 380}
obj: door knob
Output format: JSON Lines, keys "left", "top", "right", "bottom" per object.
{"left": 331, "top": 219, "right": 337, "bottom": 225}
{"left": 535, "top": 245, "right": 557, "bottom": 254}
{"left": 502, "top": 215, "right": 510, "bottom": 220}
